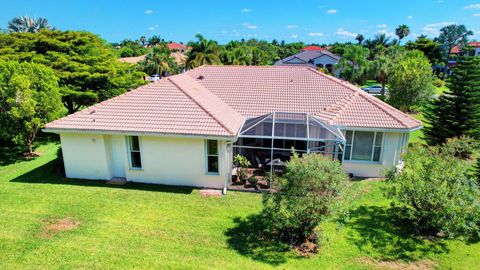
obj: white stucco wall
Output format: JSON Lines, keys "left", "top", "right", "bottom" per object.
{"left": 59, "top": 133, "right": 229, "bottom": 189}
{"left": 342, "top": 132, "right": 406, "bottom": 178}
{"left": 311, "top": 55, "right": 341, "bottom": 77}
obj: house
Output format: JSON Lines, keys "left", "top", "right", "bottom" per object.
{"left": 274, "top": 47, "right": 342, "bottom": 77}
{"left": 44, "top": 66, "right": 421, "bottom": 192}
{"left": 167, "top": 42, "right": 188, "bottom": 53}
{"left": 450, "top": 42, "right": 480, "bottom": 57}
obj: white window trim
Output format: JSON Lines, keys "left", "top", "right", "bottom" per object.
{"left": 344, "top": 131, "right": 384, "bottom": 164}
{"left": 205, "top": 140, "right": 220, "bottom": 175}
{"left": 126, "top": 136, "right": 143, "bottom": 170}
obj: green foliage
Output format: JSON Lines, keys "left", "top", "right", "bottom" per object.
{"left": 138, "top": 44, "right": 178, "bottom": 76}
{"left": 117, "top": 39, "right": 147, "bottom": 57}
{"left": 387, "top": 145, "right": 480, "bottom": 238}
{"left": 424, "top": 57, "right": 480, "bottom": 144}
{"left": 435, "top": 24, "right": 473, "bottom": 66}
{"left": 337, "top": 44, "right": 370, "bottom": 83}
{"left": 395, "top": 25, "right": 410, "bottom": 44}
{"left": 0, "top": 61, "right": 63, "bottom": 154}
{"left": 0, "top": 30, "right": 146, "bottom": 114}
{"left": 186, "top": 34, "right": 221, "bottom": 69}
{"left": 433, "top": 77, "right": 445, "bottom": 88}
{"left": 441, "top": 136, "right": 479, "bottom": 159}
{"left": 7, "top": 16, "right": 51, "bottom": 33}
{"left": 387, "top": 50, "right": 435, "bottom": 112}
{"left": 261, "top": 153, "right": 349, "bottom": 246}
{"left": 234, "top": 154, "right": 251, "bottom": 181}
{"left": 405, "top": 36, "right": 442, "bottom": 64}
{"left": 248, "top": 176, "right": 258, "bottom": 187}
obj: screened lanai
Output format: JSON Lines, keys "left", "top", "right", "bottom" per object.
{"left": 232, "top": 112, "right": 346, "bottom": 187}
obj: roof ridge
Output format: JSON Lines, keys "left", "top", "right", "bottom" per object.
{"left": 306, "top": 67, "right": 420, "bottom": 128}
{"left": 167, "top": 75, "right": 241, "bottom": 135}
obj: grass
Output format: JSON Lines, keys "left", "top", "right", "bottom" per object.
{"left": 1, "top": 142, "right": 479, "bottom": 269}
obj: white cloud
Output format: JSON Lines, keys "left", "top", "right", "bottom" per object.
{"left": 220, "top": 30, "right": 228, "bottom": 34}
{"left": 377, "top": 24, "right": 387, "bottom": 28}
{"left": 334, "top": 28, "right": 357, "bottom": 38}
{"left": 242, "top": 22, "right": 257, "bottom": 29}
{"left": 464, "top": 4, "right": 480, "bottom": 9}
{"left": 474, "top": 13, "right": 480, "bottom": 16}
{"left": 308, "top": 32, "right": 324, "bottom": 36}
{"left": 422, "top": 22, "right": 455, "bottom": 36}
{"left": 407, "top": 15, "right": 413, "bottom": 19}
{"left": 286, "top": 25, "right": 298, "bottom": 29}
{"left": 148, "top": 26, "right": 155, "bottom": 31}
{"left": 291, "top": 34, "right": 299, "bottom": 38}
{"left": 145, "top": 9, "right": 153, "bottom": 14}
{"left": 377, "top": 29, "right": 395, "bottom": 37}
{"left": 326, "top": 9, "right": 337, "bottom": 14}
{"left": 241, "top": 8, "right": 252, "bottom": 13}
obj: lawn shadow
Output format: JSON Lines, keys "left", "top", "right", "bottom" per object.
{"left": 345, "top": 205, "right": 449, "bottom": 261}
{"left": 10, "top": 157, "right": 194, "bottom": 194}
{"left": 225, "top": 215, "right": 297, "bottom": 266}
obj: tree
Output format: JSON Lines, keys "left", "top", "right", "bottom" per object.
{"left": 139, "top": 36, "right": 146, "bottom": 46}
{"left": 0, "top": 30, "right": 146, "bottom": 114}
{"left": 424, "top": 57, "right": 480, "bottom": 144}
{"left": 337, "top": 44, "right": 370, "bottom": 83}
{"left": 387, "top": 50, "right": 435, "bottom": 111}
{"left": 405, "top": 36, "right": 442, "bottom": 64}
{"left": 395, "top": 25, "right": 410, "bottom": 44}
{"left": 0, "top": 61, "right": 63, "bottom": 155}
{"left": 185, "top": 34, "right": 221, "bottom": 69}
{"left": 386, "top": 144, "right": 480, "bottom": 238}
{"left": 355, "top": 34, "right": 365, "bottom": 45}
{"left": 148, "top": 35, "right": 162, "bottom": 47}
{"left": 7, "top": 16, "right": 51, "bottom": 33}
{"left": 117, "top": 39, "right": 148, "bottom": 57}
{"left": 436, "top": 24, "right": 473, "bottom": 68}
{"left": 261, "top": 153, "right": 348, "bottom": 248}
{"left": 138, "top": 44, "right": 178, "bottom": 76}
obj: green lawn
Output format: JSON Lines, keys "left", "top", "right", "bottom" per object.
{"left": 1, "top": 142, "right": 479, "bottom": 269}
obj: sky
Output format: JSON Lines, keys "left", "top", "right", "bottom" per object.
{"left": 1, "top": 0, "right": 480, "bottom": 44}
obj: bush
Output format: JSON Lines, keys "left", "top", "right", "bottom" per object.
{"left": 387, "top": 145, "right": 480, "bottom": 238}
{"left": 233, "top": 154, "right": 251, "bottom": 182}
{"left": 441, "top": 136, "right": 479, "bottom": 159}
{"left": 434, "top": 77, "right": 445, "bottom": 88}
{"left": 248, "top": 176, "right": 258, "bottom": 188}
{"left": 261, "top": 153, "right": 349, "bottom": 249}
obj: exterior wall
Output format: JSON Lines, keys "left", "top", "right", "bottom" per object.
{"left": 59, "top": 133, "right": 229, "bottom": 189}
{"left": 311, "top": 55, "right": 340, "bottom": 77}
{"left": 342, "top": 132, "right": 406, "bottom": 178}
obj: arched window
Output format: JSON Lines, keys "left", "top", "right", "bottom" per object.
{"left": 325, "top": 64, "right": 333, "bottom": 73}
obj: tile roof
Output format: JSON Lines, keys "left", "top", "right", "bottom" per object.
{"left": 167, "top": 42, "right": 187, "bottom": 50}
{"left": 451, "top": 42, "right": 480, "bottom": 53}
{"left": 275, "top": 50, "right": 341, "bottom": 66}
{"left": 45, "top": 65, "right": 421, "bottom": 137}
{"left": 302, "top": 45, "right": 325, "bottom": 51}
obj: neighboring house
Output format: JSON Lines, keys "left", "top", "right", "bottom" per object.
{"left": 168, "top": 42, "right": 189, "bottom": 53}
{"left": 44, "top": 66, "right": 421, "bottom": 192}
{"left": 448, "top": 42, "right": 480, "bottom": 67}
{"left": 275, "top": 46, "right": 342, "bottom": 77}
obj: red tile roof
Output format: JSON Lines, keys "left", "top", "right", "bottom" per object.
{"left": 167, "top": 42, "right": 187, "bottom": 50}
{"left": 302, "top": 45, "right": 325, "bottom": 51}
{"left": 45, "top": 66, "right": 421, "bottom": 137}
{"left": 451, "top": 42, "right": 480, "bottom": 53}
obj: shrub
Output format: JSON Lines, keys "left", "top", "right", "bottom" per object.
{"left": 441, "top": 136, "right": 479, "bottom": 159}
{"left": 248, "top": 176, "right": 258, "bottom": 188}
{"left": 433, "top": 77, "right": 445, "bottom": 88}
{"left": 233, "top": 154, "right": 251, "bottom": 181}
{"left": 387, "top": 145, "right": 480, "bottom": 238}
{"left": 261, "top": 153, "right": 349, "bottom": 249}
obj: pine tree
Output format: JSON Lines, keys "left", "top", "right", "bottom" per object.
{"left": 424, "top": 57, "right": 480, "bottom": 145}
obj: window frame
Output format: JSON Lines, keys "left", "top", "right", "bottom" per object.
{"left": 205, "top": 139, "right": 220, "bottom": 175}
{"left": 343, "top": 131, "right": 384, "bottom": 163}
{"left": 126, "top": 136, "right": 143, "bottom": 170}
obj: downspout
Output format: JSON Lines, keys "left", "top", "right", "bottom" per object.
{"left": 223, "top": 119, "right": 246, "bottom": 195}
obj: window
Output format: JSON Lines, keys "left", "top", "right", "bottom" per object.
{"left": 206, "top": 140, "right": 219, "bottom": 174}
{"left": 344, "top": 131, "right": 383, "bottom": 162}
{"left": 127, "top": 136, "right": 142, "bottom": 169}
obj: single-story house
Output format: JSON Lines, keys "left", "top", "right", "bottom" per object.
{"left": 44, "top": 66, "right": 421, "bottom": 192}
{"left": 275, "top": 48, "right": 342, "bottom": 77}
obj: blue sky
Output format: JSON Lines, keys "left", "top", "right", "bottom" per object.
{"left": 1, "top": 0, "right": 480, "bottom": 44}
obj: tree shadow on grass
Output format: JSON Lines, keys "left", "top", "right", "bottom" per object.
{"left": 225, "top": 214, "right": 299, "bottom": 266}
{"left": 10, "top": 157, "right": 194, "bottom": 194}
{"left": 345, "top": 205, "right": 449, "bottom": 261}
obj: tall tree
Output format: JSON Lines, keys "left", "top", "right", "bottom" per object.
{"left": 7, "top": 16, "right": 51, "bottom": 33}
{"left": 0, "top": 61, "right": 63, "bottom": 155}
{"left": 148, "top": 35, "right": 162, "bottom": 47}
{"left": 405, "top": 36, "right": 442, "bottom": 64}
{"left": 0, "top": 30, "right": 146, "bottom": 114}
{"left": 337, "top": 44, "right": 370, "bottom": 83}
{"left": 436, "top": 24, "right": 473, "bottom": 67}
{"left": 387, "top": 50, "right": 435, "bottom": 112}
{"left": 355, "top": 34, "right": 365, "bottom": 45}
{"left": 138, "top": 44, "right": 178, "bottom": 76}
{"left": 424, "top": 57, "right": 480, "bottom": 145}
{"left": 395, "top": 24, "right": 410, "bottom": 44}
{"left": 185, "top": 34, "right": 221, "bottom": 69}
{"left": 139, "top": 36, "right": 146, "bottom": 46}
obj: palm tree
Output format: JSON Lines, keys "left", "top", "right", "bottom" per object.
{"left": 395, "top": 25, "right": 410, "bottom": 44}
{"left": 355, "top": 34, "right": 365, "bottom": 45}
{"left": 7, "top": 16, "right": 51, "bottom": 33}
{"left": 139, "top": 44, "right": 176, "bottom": 76}
{"left": 185, "top": 34, "right": 221, "bottom": 69}
{"left": 148, "top": 35, "right": 162, "bottom": 47}
{"left": 140, "top": 36, "right": 147, "bottom": 46}
{"left": 373, "top": 33, "right": 391, "bottom": 47}
{"left": 337, "top": 44, "right": 370, "bottom": 83}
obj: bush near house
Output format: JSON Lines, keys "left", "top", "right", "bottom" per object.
{"left": 386, "top": 144, "right": 480, "bottom": 238}
{"left": 260, "top": 153, "right": 349, "bottom": 252}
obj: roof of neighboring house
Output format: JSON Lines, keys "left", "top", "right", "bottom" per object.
{"left": 275, "top": 50, "right": 341, "bottom": 67}
{"left": 45, "top": 66, "right": 421, "bottom": 137}
{"left": 302, "top": 45, "right": 325, "bottom": 51}
{"left": 118, "top": 52, "right": 187, "bottom": 66}
{"left": 450, "top": 42, "right": 480, "bottom": 53}
{"left": 168, "top": 42, "right": 187, "bottom": 50}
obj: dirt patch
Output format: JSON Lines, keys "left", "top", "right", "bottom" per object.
{"left": 358, "top": 257, "right": 437, "bottom": 270}
{"left": 200, "top": 189, "right": 223, "bottom": 197}
{"left": 39, "top": 217, "right": 80, "bottom": 239}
